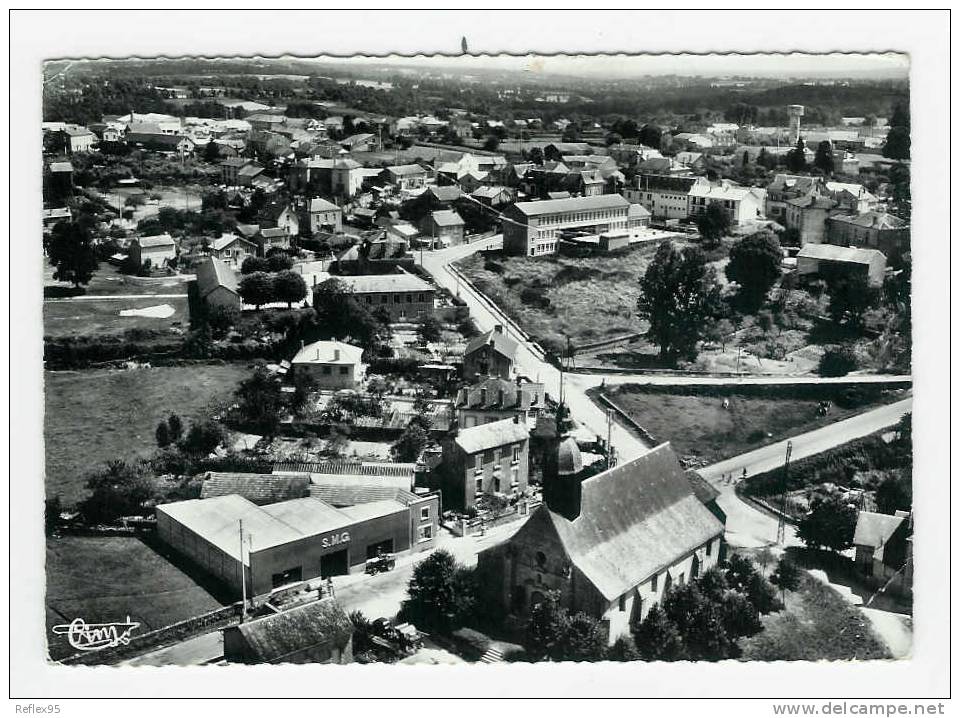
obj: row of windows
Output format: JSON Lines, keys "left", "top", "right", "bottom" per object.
{"left": 539, "top": 209, "right": 625, "bottom": 227}
{"left": 473, "top": 445, "right": 523, "bottom": 471}
{"left": 475, "top": 466, "right": 521, "bottom": 494}
{"left": 363, "top": 293, "right": 427, "bottom": 305}
{"left": 320, "top": 365, "right": 350, "bottom": 376}
{"left": 529, "top": 242, "right": 556, "bottom": 256}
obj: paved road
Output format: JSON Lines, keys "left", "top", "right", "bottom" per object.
{"left": 121, "top": 630, "right": 223, "bottom": 667}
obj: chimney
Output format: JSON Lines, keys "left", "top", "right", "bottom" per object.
{"left": 494, "top": 324, "right": 503, "bottom": 334}
{"left": 300, "top": 340, "right": 305, "bottom": 350}
{"left": 334, "top": 348, "right": 340, "bottom": 361}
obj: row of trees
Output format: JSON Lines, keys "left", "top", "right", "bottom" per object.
{"left": 238, "top": 270, "right": 308, "bottom": 309}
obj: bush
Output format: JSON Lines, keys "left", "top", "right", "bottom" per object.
{"left": 818, "top": 346, "right": 858, "bottom": 377}
{"left": 450, "top": 627, "right": 491, "bottom": 661}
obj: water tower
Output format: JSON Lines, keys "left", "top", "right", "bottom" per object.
{"left": 787, "top": 104, "right": 805, "bottom": 144}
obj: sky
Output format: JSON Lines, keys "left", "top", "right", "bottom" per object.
{"left": 311, "top": 53, "right": 909, "bottom": 80}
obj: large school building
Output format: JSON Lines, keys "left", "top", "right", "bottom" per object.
{"left": 502, "top": 194, "right": 633, "bottom": 257}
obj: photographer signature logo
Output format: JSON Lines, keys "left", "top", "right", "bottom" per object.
{"left": 52, "top": 617, "right": 141, "bottom": 652}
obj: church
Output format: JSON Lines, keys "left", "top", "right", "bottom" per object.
{"left": 476, "top": 438, "right": 726, "bottom": 643}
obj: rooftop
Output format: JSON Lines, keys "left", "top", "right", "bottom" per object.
{"left": 854, "top": 511, "right": 907, "bottom": 549}
{"left": 195, "top": 256, "right": 239, "bottom": 297}
{"left": 828, "top": 210, "right": 908, "bottom": 230}
{"left": 327, "top": 272, "right": 433, "bottom": 295}
{"left": 430, "top": 209, "right": 465, "bottom": 228}
{"left": 455, "top": 416, "right": 529, "bottom": 455}
{"left": 231, "top": 598, "right": 352, "bottom": 663}
{"left": 464, "top": 326, "right": 519, "bottom": 361}
{"left": 200, "top": 472, "right": 310, "bottom": 505}
{"left": 797, "top": 244, "right": 886, "bottom": 265}
{"left": 308, "top": 198, "right": 340, "bottom": 213}
{"left": 291, "top": 340, "right": 364, "bottom": 366}
{"left": 134, "top": 233, "right": 175, "bottom": 248}
{"left": 511, "top": 194, "right": 630, "bottom": 218}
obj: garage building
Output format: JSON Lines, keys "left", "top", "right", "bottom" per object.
{"left": 157, "top": 487, "right": 438, "bottom": 599}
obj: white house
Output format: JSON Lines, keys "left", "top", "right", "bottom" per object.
{"left": 291, "top": 340, "right": 366, "bottom": 390}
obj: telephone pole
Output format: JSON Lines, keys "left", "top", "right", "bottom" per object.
{"left": 776, "top": 441, "right": 793, "bottom": 545}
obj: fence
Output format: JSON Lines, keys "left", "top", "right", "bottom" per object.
{"left": 446, "top": 498, "right": 541, "bottom": 537}
{"left": 59, "top": 601, "right": 244, "bottom": 666}
{"left": 571, "top": 333, "right": 645, "bottom": 356}
{"left": 594, "top": 392, "right": 658, "bottom": 448}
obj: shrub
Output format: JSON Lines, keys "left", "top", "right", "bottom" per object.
{"left": 818, "top": 346, "right": 858, "bottom": 377}
{"left": 450, "top": 627, "right": 491, "bottom": 661}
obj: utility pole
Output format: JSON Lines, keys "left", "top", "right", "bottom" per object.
{"left": 606, "top": 408, "right": 614, "bottom": 469}
{"left": 238, "top": 520, "right": 247, "bottom": 620}
{"left": 776, "top": 441, "right": 793, "bottom": 545}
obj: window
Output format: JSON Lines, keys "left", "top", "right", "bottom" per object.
{"left": 380, "top": 295, "right": 387, "bottom": 304}
{"left": 494, "top": 477, "right": 501, "bottom": 493}
{"left": 394, "top": 294, "right": 401, "bottom": 303}
{"left": 365, "top": 296, "right": 372, "bottom": 304}
{"left": 651, "top": 573, "right": 658, "bottom": 592}
{"left": 512, "top": 445, "right": 521, "bottom": 463}
{"left": 619, "top": 595, "right": 626, "bottom": 612}
{"left": 492, "top": 448, "right": 500, "bottom": 464}
{"left": 420, "top": 506, "right": 430, "bottom": 521}
{"left": 706, "top": 539, "right": 713, "bottom": 556}
{"left": 474, "top": 454, "right": 482, "bottom": 472}
{"left": 535, "top": 551, "right": 547, "bottom": 569}
{"left": 418, "top": 524, "right": 433, "bottom": 542}
{"left": 339, "top": 366, "right": 348, "bottom": 375}
{"left": 678, "top": 572, "right": 685, "bottom": 587}
{"left": 418, "top": 293, "right": 424, "bottom": 302}
{"left": 475, "top": 476, "right": 483, "bottom": 493}
{"left": 406, "top": 294, "right": 412, "bottom": 303}
{"left": 322, "top": 366, "right": 332, "bottom": 375}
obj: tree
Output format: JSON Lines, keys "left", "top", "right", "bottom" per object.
{"left": 663, "top": 583, "right": 733, "bottom": 661}
{"left": 770, "top": 558, "right": 802, "bottom": 604}
{"left": 638, "top": 123, "right": 663, "bottom": 150}
{"left": 637, "top": 242, "right": 722, "bottom": 364}
{"left": 79, "top": 460, "right": 154, "bottom": 524}
{"left": 827, "top": 273, "right": 878, "bottom": 327}
{"left": 697, "top": 566, "right": 729, "bottom": 603}
{"left": 482, "top": 135, "right": 501, "bottom": 152}
{"left": 312, "top": 278, "right": 383, "bottom": 349}
{"left": 184, "top": 324, "right": 213, "bottom": 359}
{"left": 724, "top": 553, "right": 759, "bottom": 594}
{"left": 721, "top": 590, "right": 763, "bottom": 639}
{"left": 418, "top": 314, "right": 443, "bottom": 344}
{"left": 560, "top": 612, "right": 608, "bottom": 662}
{"left": 523, "top": 592, "right": 605, "bottom": 662}
{"left": 273, "top": 270, "right": 307, "bottom": 308}
{"left": 239, "top": 271, "right": 274, "bottom": 310}
{"left": 155, "top": 421, "right": 171, "bottom": 448}
{"left": 267, "top": 252, "right": 294, "bottom": 272}
{"left": 527, "top": 146, "right": 544, "bottom": 165}
{"left": 725, "top": 231, "right": 783, "bottom": 310}
{"left": 402, "top": 550, "right": 476, "bottom": 631}
{"left": 884, "top": 101, "right": 911, "bottom": 161}
{"left": 208, "top": 303, "right": 240, "bottom": 335}
{"left": 366, "top": 375, "right": 388, "bottom": 401}
{"left": 167, "top": 414, "right": 184, "bottom": 442}
{"left": 706, "top": 318, "right": 736, "bottom": 352}
{"left": 695, "top": 203, "right": 731, "bottom": 248}
{"left": 47, "top": 221, "right": 99, "bottom": 288}
{"left": 607, "top": 635, "right": 641, "bottom": 662}
{"left": 203, "top": 140, "right": 220, "bottom": 163}
{"left": 818, "top": 345, "right": 858, "bottom": 377}
{"left": 634, "top": 604, "right": 685, "bottom": 661}
{"left": 875, "top": 473, "right": 912, "bottom": 515}
{"left": 234, "top": 365, "right": 285, "bottom": 435}
{"left": 391, "top": 424, "right": 428, "bottom": 462}
{"left": 798, "top": 495, "right": 858, "bottom": 553}
{"left": 745, "top": 571, "right": 782, "bottom": 614}
{"left": 178, "top": 418, "right": 225, "bottom": 456}
{"left": 241, "top": 256, "right": 269, "bottom": 274}
{"left": 786, "top": 139, "right": 806, "bottom": 173}
{"left": 814, "top": 140, "right": 834, "bottom": 175}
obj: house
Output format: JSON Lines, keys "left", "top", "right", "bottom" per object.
{"left": 463, "top": 325, "right": 518, "bottom": 381}
{"left": 200, "top": 472, "right": 311, "bottom": 505}
{"left": 623, "top": 174, "right": 709, "bottom": 220}
{"left": 129, "top": 234, "right": 177, "bottom": 269}
{"left": 785, "top": 192, "right": 838, "bottom": 245}
{"left": 502, "top": 194, "right": 632, "bottom": 257}
{"left": 245, "top": 113, "right": 287, "bottom": 132}
{"left": 824, "top": 181, "right": 879, "bottom": 214}
{"left": 302, "top": 198, "right": 343, "bottom": 235}
{"left": 336, "top": 239, "right": 413, "bottom": 275}
{"left": 455, "top": 376, "right": 545, "bottom": 429}
{"left": 764, "top": 174, "right": 823, "bottom": 223}
{"left": 636, "top": 157, "right": 690, "bottom": 176}
{"left": 238, "top": 163, "right": 266, "bottom": 187}
{"left": 674, "top": 151, "right": 706, "bottom": 170}
{"left": 826, "top": 210, "right": 910, "bottom": 257}
{"left": 291, "top": 340, "right": 365, "bottom": 390}
{"left": 259, "top": 202, "right": 300, "bottom": 237}
{"left": 385, "top": 164, "right": 428, "bottom": 191}
{"left": 45, "top": 161, "right": 74, "bottom": 201}
{"left": 317, "top": 272, "right": 435, "bottom": 321}
{"left": 256, "top": 227, "right": 293, "bottom": 257}
{"left": 471, "top": 185, "right": 514, "bottom": 207}
{"left": 796, "top": 244, "right": 887, "bottom": 287}
{"left": 59, "top": 125, "right": 96, "bottom": 153}
{"left": 331, "top": 158, "right": 365, "bottom": 198}
{"left": 340, "top": 133, "right": 375, "bottom": 152}
{"left": 223, "top": 598, "right": 353, "bottom": 665}
{"left": 125, "top": 131, "right": 195, "bottom": 154}
{"left": 688, "top": 181, "right": 766, "bottom": 227}
{"left": 457, "top": 171, "right": 490, "bottom": 194}
{"left": 195, "top": 256, "right": 242, "bottom": 312}
{"left": 476, "top": 442, "right": 725, "bottom": 643}
{"left": 566, "top": 169, "right": 607, "bottom": 197}
{"left": 419, "top": 210, "right": 466, "bottom": 248}
{"left": 438, "top": 416, "right": 530, "bottom": 510}
{"left": 853, "top": 510, "right": 911, "bottom": 581}
{"left": 672, "top": 132, "right": 715, "bottom": 150}
{"left": 208, "top": 233, "right": 258, "bottom": 268}
{"left": 543, "top": 142, "right": 592, "bottom": 161}
{"left": 42, "top": 207, "right": 72, "bottom": 227}
{"left": 220, "top": 157, "right": 254, "bottom": 185}
{"left": 385, "top": 221, "right": 421, "bottom": 244}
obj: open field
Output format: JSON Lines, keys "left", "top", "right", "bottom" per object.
{"left": 46, "top": 536, "right": 224, "bottom": 661}
{"left": 455, "top": 243, "right": 670, "bottom": 347}
{"left": 43, "top": 295, "right": 189, "bottom": 339}
{"left": 739, "top": 573, "right": 890, "bottom": 661}
{"left": 597, "top": 384, "right": 907, "bottom": 465}
{"left": 44, "top": 262, "right": 193, "bottom": 296}
{"left": 44, "top": 363, "right": 251, "bottom": 503}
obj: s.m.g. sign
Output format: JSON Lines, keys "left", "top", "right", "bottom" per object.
{"left": 321, "top": 531, "right": 351, "bottom": 549}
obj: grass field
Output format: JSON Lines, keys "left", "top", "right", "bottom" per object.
{"left": 739, "top": 573, "right": 890, "bottom": 661}
{"left": 44, "top": 363, "right": 251, "bottom": 504}
{"left": 455, "top": 242, "right": 671, "bottom": 347}
{"left": 46, "top": 536, "right": 224, "bottom": 660}
{"left": 599, "top": 385, "right": 900, "bottom": 464}
{"left": 43, "top": 296, "right": 189, "bottom": 339}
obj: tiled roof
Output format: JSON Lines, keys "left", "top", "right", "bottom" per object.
{"left": 455, "top": 416, "right": 529, "bottom": 454}
{"left": 428, "top": 185, "right": 462, "bottom": 202}
{"left": 210, "top": 234, "right": 255, "bottom": 252}
{"left": 797, "top": 244, "right": 886, "bottom": 265}
{"left": 200, "top": 472, "right": 310, "bottom": 505}
{"left": 308, "top": 198, "right": 340, "bottom": 213}
{"left": 511, "top": 194, "right": 630, "bottom": 218}
{"left": 274, "top": 460, "right": 416, "bottom": 480}
{"left": 135, "top": 233, "right": 175, "bottom": 248}
{"left": 854, "top": 511, "right": 906, "bottom": 549}
{"left": 541, "top": 443, "right": 724, "bottom": 600}
{"left": 685, "top": 470, "right": 720, "bottom": 504}
{"left": 195, "top": 256, "right": 239, "bottom": 297}
{"left": 291, "top": 340, "right": 364, "bottom": 366}
{"left": 232, "top": 598, "right": 352, "bottom": 663}
{"left": 456, "top": 377, "right": 543, "bottom": 411}
{"left": 387, "top": 164, "right": 427, "bottom": 177}
{"left": 430, "top": 210, "right": 465, "bottom": 228}
{"left": 48, "top": 162, "right": 74, "bottom": 173}
{"left": 828, "top": 211, "right": 908, "bottom": 230}
{"left": 329, "top": 272, "right": 433, "bottom": 295}
{"left": 464, "top": 327, "right": 519, "bottom": 360}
